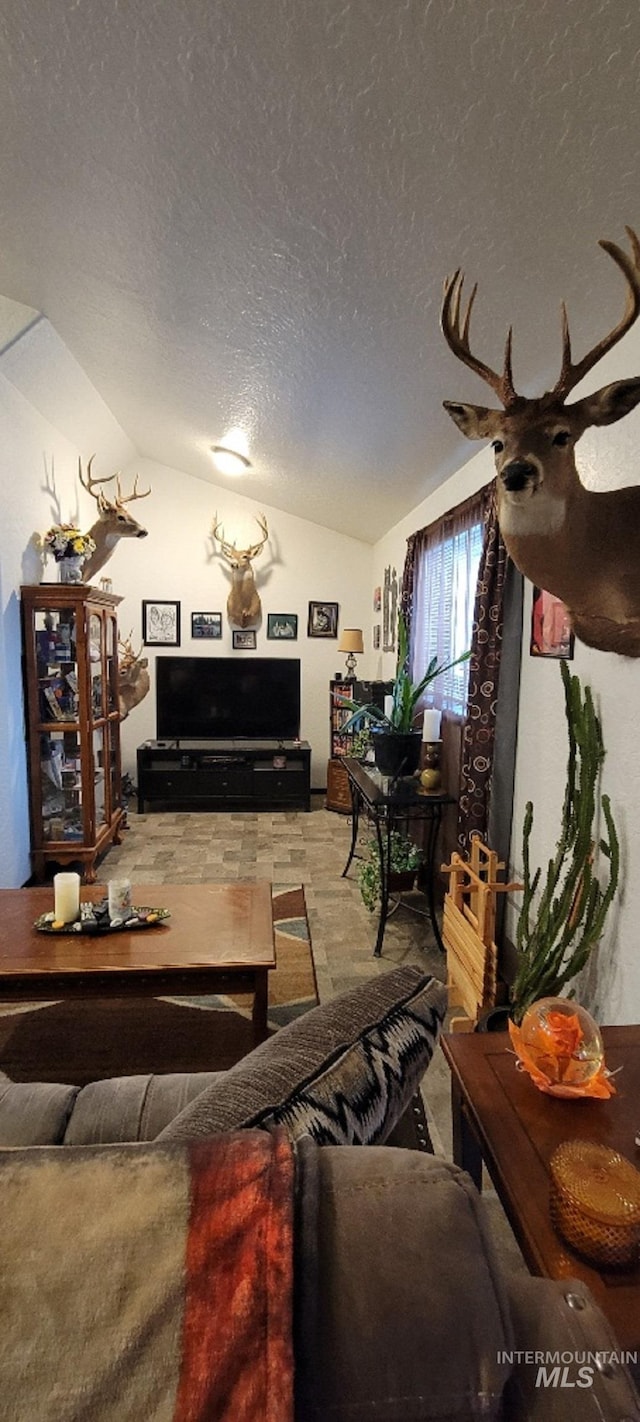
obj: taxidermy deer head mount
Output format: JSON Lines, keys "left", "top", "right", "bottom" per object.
{"left": 79, "top": 456, "right": 151, "bottom": 582}
{"left": 211, "top": 513, "right": 269, "bottom": 627}
{"left": 441, "top": 226, "right": 640, "bottom": 657}
{"left": 117, "top": 632, "right": 150, "bottom": 719}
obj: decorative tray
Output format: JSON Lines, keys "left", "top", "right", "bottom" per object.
{"left": 35, "top": 900, "right": 171, "bottom": 934}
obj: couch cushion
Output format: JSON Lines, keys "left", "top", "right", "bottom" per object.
{"left": 0, "top": 1073, "right": 80, "bottom": 1145}
{"left": 160, "top": 965, "right": 446, "bottom": 1147}
{"left": 64, "top": 1070, "right": 224, "bottom": 1145}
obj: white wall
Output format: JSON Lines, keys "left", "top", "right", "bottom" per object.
{"left": 112, "top": 459, "right": 374, "bottom": 786}
{"left": 371, "top": 329, "right": 640, "bottom": 1025}
{"left": 0, "top": 319, "right": 136, "bottom": 887}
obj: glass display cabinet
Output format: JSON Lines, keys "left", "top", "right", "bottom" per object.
{"left": 21, "top": 584, "right": 124, "bottom": 882}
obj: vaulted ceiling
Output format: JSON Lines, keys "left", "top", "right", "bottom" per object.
{"left": 1, "top": 0, "right": 640, "bottom": 540}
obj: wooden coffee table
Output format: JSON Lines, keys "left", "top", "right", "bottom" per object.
{"left": 441, "top": 1026, "right": 640, "bottom": 1352}
{"left": 0, "top": 882, "right": 275, "bottom": 1045}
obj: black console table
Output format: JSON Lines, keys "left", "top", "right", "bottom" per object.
{"left": 341, "top": 757, "right": 454, "bottom": 957}
{"left": 137, "top": 740, "right": 312, "bottom": 813}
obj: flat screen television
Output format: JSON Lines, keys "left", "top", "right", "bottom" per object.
{"left": 156, "top": 656, "right": 301, "bottom": 741}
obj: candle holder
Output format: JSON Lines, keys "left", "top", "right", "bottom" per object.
{"left": 418, "top": 739, "right": 442, "bottom": 793}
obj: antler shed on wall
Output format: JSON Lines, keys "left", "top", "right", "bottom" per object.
{"left": 441, "top": 226, "right": 640, "bottom": 657}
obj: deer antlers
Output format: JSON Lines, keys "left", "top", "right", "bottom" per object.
{"left": 553, "top": 226, "right": 640, "bottom": 397}
{"left": 211, "top": 513, "right": 269, "bottom": 564}
{"left": 441, "top": 271, "right": 518, "bottom": 407}
{"left": 118, "top": 631, "right": 142, "bottom": 668}
{"left": 441, "top": 226, "right": 640, "bottom": 407}
{"left": 79, "top": 455, "right": 151, "bottom": 511}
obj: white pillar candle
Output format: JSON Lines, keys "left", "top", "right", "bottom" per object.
{"left": 54, "top": 872, "right": 80, "bottom": 923}
{"left": 383, "top": 694, "right": 394, "bottom": 720}
{"left": 422, "top": 708, "right": 442, "bottom": 742}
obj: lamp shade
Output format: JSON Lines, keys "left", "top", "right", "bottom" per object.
{"left": 338, "top": 629, "right": 364, "bottom": 654}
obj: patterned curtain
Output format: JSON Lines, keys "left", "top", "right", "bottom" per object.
{"left": 401, "top": 480, "right": 518, "bottom": 860}
{"left": 456, "top": 481, "right": 509, "bottom": 854}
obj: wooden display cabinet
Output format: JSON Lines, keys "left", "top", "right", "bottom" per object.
{"left": 21, "top": 584, "right": 124, "bottom": 882}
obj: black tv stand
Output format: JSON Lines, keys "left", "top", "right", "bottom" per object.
{"left": 136, "top": 739, "right": 312, "bottom": 813}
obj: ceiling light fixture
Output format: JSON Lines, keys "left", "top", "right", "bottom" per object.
{"left": 210, "top": 444, "right": 252, "bottom": 476}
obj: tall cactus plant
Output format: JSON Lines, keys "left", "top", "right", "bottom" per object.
{"left": 510, "top": 661, "right": 620, "bottom": 1025}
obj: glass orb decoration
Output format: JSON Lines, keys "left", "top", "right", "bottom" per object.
{"left": 517, "top": 997, "right": 605, "bottom": 1092}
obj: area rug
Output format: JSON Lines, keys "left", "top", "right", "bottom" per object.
{"left": 0, "top": 887, "right": 317, "bottom": 1086}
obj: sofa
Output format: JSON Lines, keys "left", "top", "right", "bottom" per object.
{"left": 0, "top": 965, "right": 638, "bottom": 1421}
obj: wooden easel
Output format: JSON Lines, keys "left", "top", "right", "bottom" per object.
{"left": 441, "top": 836, "right": 523, "bottom": 1032}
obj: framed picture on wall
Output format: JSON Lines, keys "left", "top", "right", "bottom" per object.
{"left": 232, "top": 629, "right": 257, "bottom": 650}
{"left": 373, "top": 624, "right": 381, "bottom": 650}
{"left": 307, "top": 601, "right": 339, "bottom": 638}
{"left": 267, "top": 613, "right": 298, "bottom": 640}
{"left": 530, "top": 587, "right": 574, "bottom": 659}
{"left": 142, "top": 600, "right": 181, "bottom": 646}
{"left": 191, "top": 612, "right": 222, "bottom": 639}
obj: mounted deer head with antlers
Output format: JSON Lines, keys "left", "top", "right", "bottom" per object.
{"left": 79, "top": 456, "right": 151, "bottom": 583}
{"left": 441, "top": 226, "right": 640, "bottom": 657}
{"left": 117, "top": 632, "right": 150, "bottom": 719}
{"left": 211, "top": 513, "right": 269, "bottom": 627}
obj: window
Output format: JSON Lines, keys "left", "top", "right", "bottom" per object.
{"left": 410, "top": 509, "right": 483, "bottom": 716}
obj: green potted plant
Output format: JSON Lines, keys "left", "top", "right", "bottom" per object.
{"left": 358, "top": 830, "right": 423, "bottom": 911}
{"left": 338, "top": 614, "right": 471, "bottom": 778}
{"left": 503, "top": 661, "right": 620, "bottom": 1029}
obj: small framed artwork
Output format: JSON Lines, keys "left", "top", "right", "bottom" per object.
{"left": 373, "top": 586, "right": 381, "bottom": 613}
{"left": 232, "top": 629, "right": 257, "bottom": 650}
{"left": 142, "top": 600, "right": 181, "bottom": 646}
{"left": 530, "top": 587, "right": 574, "bottom": 659}
{"left": 267, "top": 613, "right": 298, "bottom": 641}
{"left": 373, "top": 624, "right": 381, "bottom": 650}
{"left": 307, "top": 601, "right": 339, "bottom": 638}
{"left": 192, "top": 612, "right": 222, "bottom": 640}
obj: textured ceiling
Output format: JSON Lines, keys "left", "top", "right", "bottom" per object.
{"left": 1, "top": 0, "right": 640, "bottom": 541}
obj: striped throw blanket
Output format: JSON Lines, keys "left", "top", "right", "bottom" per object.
{"left": 0, "top": 1129, "right": 294, "bottom": 1422}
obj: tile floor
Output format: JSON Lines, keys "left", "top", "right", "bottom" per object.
{"left": 106, "top": 795, "right": 525, "bottom": 1269}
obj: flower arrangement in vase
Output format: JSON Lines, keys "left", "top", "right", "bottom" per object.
{"left": 43, "top": 525, "right": 97, "bottom": 584}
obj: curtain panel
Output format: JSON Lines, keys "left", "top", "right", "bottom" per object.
{"left": 401, "top": 480, "right": 520, "bottom": 869}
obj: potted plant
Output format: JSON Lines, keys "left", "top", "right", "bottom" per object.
{"left": 493, "top": 662, "right": 620, "bottom": 1031}
{"left": 338, "top": 614, "right": 471, "bottom": 778}
{"left": 358, "top": 830, "right": 423, "bottom": 912}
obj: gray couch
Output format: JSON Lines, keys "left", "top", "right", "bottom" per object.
{"left": 0, "top": 965, "right": 638, "bottom": 1421}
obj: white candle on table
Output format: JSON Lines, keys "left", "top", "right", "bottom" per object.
{"left": 422, "top": 708, "right": 442, "bottom": 742}
{"left": 54, "top": 872, "right": 80, "bottom": 923}
{"left": 383, "top": 694, "right": 394, "bottom": 720}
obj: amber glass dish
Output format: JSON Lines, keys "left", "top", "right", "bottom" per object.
{"left": 550, "top": 1139, "right": 640, "bottom": 1269}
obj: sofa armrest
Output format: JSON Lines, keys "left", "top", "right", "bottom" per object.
{"left": 294, "top": 1144, "right": 514, "bottom": 1421}
{"left": 501, "top": 1274, "right": 640, "bottom": 1420}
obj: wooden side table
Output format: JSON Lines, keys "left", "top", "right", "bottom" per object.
{"left": 440, "top": 1025, "right": 640, "bottom": 1352}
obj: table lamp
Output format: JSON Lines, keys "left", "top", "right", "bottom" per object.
{"left": 338, "top": 628, "right": 364, "bottom": 678}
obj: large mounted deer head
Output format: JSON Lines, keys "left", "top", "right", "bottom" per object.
{"left": 79, "top": 456, "right": 151, "bottom": 583}
{"left": 441, "top": 227, "right": 640, "bottom": 657}
{"left": 211, "top": 513, "right": 269, "bottom": 628}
